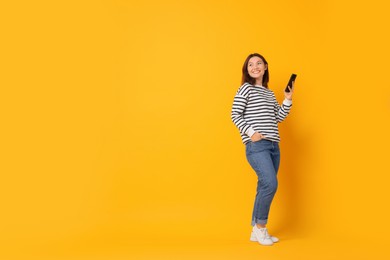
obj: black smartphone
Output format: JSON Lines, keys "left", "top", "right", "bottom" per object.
{"left": 285, "top": 74, "right": 297, "bottom": 93}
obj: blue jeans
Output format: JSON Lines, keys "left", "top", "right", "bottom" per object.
{"left": 245, "top": 139, "right": 280, "bottom": 226}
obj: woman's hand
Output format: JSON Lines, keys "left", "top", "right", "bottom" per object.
{"left": 284, "top": 81, "right": 294, "bottom": 100}
{"left": 251, "top": 132, "right": 265, "bottom": 142}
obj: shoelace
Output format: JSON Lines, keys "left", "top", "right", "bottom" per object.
{"left": 266, "top": 233, "right": 273, "bottom": 239}
{"left": 260, "top": 228, "right": 272, "bottom": 239}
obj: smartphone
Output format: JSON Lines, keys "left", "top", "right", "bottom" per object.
{"left": 285, "top": 74, "right": 297, "bottom": 93}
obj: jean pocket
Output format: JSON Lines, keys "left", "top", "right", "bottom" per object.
{"left": 249, "top": 140, "right": 268, "bottom": 153}
{"left": 252, "top": 138, "right": 264, "bottom": 143}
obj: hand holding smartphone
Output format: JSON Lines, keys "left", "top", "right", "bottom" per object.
{"left": 285, "top": 74, "right": 297, "bottom": 93}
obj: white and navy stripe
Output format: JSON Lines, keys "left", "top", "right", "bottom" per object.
{"left": 231, "top": 83, "right": 292, "bottom": 144}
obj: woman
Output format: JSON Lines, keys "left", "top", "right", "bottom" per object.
{"left": 231, "top": 53, "right": 294, "bottom": 246}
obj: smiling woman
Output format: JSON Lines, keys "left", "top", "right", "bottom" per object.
{"left": 231, "top": 53, "right": 294, "bottom": 246}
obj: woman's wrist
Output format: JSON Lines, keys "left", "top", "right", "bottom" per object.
{"left": 283, "top": 98, "right": 293, "bottom": 105}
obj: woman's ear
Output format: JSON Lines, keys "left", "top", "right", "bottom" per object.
{"left": 265, "top": 64, "right": 268, "bottom": 70}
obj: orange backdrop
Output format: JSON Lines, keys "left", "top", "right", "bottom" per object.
{"left": 1, "top": 0, "right": 390, "bottom": 259}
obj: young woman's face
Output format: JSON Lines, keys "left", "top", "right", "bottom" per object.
{"left": 247, "top": 56, "right": 267, "bottom": 81}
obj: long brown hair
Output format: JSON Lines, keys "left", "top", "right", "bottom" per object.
{"left": 241, "top": 53, "right": 269, "bottom": 88}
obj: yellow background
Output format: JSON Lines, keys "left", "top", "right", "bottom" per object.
{"left": 1, "top": 0, "right": 390, "bottom": 259}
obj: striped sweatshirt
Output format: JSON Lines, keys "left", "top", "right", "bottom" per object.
{"left": 231, "top": 83, "right": 292, "bottom": 144}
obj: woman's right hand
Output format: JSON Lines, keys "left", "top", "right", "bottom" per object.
{"left": 251, "top": 132, "right": 265, "bottom": 142}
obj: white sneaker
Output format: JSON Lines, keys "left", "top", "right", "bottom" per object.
{"left": 251, "top": 226, "right": 274, "bottom": 246}
{"left": 250, "top": 230, "right": 279, "bottom": 243}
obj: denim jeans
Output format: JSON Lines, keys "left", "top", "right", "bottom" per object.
{"left": 245, "top": 139, "right": 280, "bottom": 226}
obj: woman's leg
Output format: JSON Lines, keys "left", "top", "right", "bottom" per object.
{"left": 246, "top": 141, "right": 279, "bottom": 226}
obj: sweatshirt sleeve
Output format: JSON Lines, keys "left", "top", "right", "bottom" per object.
{"left": 231, "top": 85, "right": 255, "bottom": 137}
{"left": 274, "top": 96, "right": 293, "bottom": 123}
